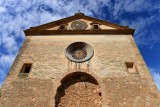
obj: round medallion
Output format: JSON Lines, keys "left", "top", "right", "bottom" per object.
{"left": 65, "top": 42, "right": 94, "bottom": 63}
{"left": 71, "top": 21, "right": 88, "bottom": 30}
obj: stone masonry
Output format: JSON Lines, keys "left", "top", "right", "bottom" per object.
{"left": 0, "top": 35, "right": 160, "bottom": 107}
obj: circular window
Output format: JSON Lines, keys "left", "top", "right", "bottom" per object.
{"left": 65, "top": 42, "right": 94, "bottom": 63}
{"left": 71, "top": 21, "right": 88, "bottom": 30}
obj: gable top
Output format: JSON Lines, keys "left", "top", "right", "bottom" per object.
{"left": 24, "top": 12, "right": 135, "bottom": 36}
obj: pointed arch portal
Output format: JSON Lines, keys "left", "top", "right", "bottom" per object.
{"left": 55, "top": 72, "right": 102, "bottom": 107}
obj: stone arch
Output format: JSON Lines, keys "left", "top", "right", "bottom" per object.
{"left": 55, "top": 72, "right": 102, "bottom": 107}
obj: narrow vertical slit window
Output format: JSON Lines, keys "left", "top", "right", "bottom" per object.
{"left": 126, "top": 62, "right": 138, "bottom": 74}
{"left": 19, "top": 63, "right": 32, "bottom": 77}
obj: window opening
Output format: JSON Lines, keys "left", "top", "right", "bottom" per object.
{"left": 126, "top": 62, "right": 138, "bottom": 74}
{"left": 59, "top": 25, "right": 66, "bottom": 30}
{"left": 19, "top": 63, "right": 32, "bottom": 77}
{"left": 93, "top": 24, "right": 99, "bottom": 29}
{"left": 20, "top": 63, "right": 32, "bottom": 73}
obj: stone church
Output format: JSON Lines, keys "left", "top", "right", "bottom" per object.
{"left": 0, "top": 12, "right": 160, "bottom": 107}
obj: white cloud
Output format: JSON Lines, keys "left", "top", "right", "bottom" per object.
{"left": 113, "top": 1, "right": 125, "bottom": 18}
{"left": 2, "top": 35, "right": 18, "bottom": 53}
{"left": 0, "top": 6, "right": 7, "bottom": 13}
{"left": 120, "top": 14, "right": 160, "bottom": 47}
{"left": 0, "top": 54, "right": 15, "bottom": 69}
{"left": 0, "top": 54, "right": 15, "bottom": 87}
{"left": 149, "top": 67, "right": 160, "bottom": 92}
{"left": 113, "top": 0, "right": 159, "bottom": 16}
{"left": 0, "top": 68, "right": 6, "bottom": 87}
{"left": 123, "top": 0, "right": 152, "bottom": 12}
{"left": 0, "top": 34, "right": 2, "bottom": 46}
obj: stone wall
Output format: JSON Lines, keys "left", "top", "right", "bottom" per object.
{"left": 1, "top": 35, "right": 160, "bottom": 107}
{"left": 55, "top": 72, "right": 101, "bottom": 107}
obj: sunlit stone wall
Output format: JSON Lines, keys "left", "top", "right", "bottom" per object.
{"left": 1, "top": 35, "right": 159, "bottom": 107}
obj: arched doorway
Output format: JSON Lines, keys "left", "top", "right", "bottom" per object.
{"left": 55, "top": 72, "right": 101, "bottom": 107}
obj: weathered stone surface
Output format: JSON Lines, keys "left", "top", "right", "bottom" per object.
{"left": 55, "top": 72, "right": 101, "bottom": 107}
{"left": 1, "top": 78, "right": 54, "bottom": 107}
{"left": 1, "top": 35, "right": 160, "bottom": 107}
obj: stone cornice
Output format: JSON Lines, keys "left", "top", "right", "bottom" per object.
{"left": 24, "top": 29, "right": 135, "bottom": 36}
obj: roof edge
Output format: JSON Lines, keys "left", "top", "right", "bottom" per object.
{"left": 24, "top": 29, "right": 135, "bottom": 36}
{"left": 25, "top": 12, "right": 134, "bottom": 31}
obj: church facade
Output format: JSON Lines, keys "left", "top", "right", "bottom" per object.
{"left": 0, "top": 12, "right": 160, "bottom": 107}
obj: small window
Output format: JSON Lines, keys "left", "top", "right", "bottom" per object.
{"left": 59, "top": 25, "right": 66, "bottom": 30}
{"left": 20, "top": 63, "right": 32, "bottom": 73}
{"left": 93, "top": 25, "right": 99, "bottom": 29}
{"left": 126, "top": 62, "right": 138, "bottom": 74}
{"left": 19, "top": 63, "right": 32, "bottom": 77}
{"left": 92, "top": 24, "right": 100, "bottom": 29}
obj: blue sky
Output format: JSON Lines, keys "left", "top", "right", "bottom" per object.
{"left": 0, "top": 0, "right": 160, "bottom": 91}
